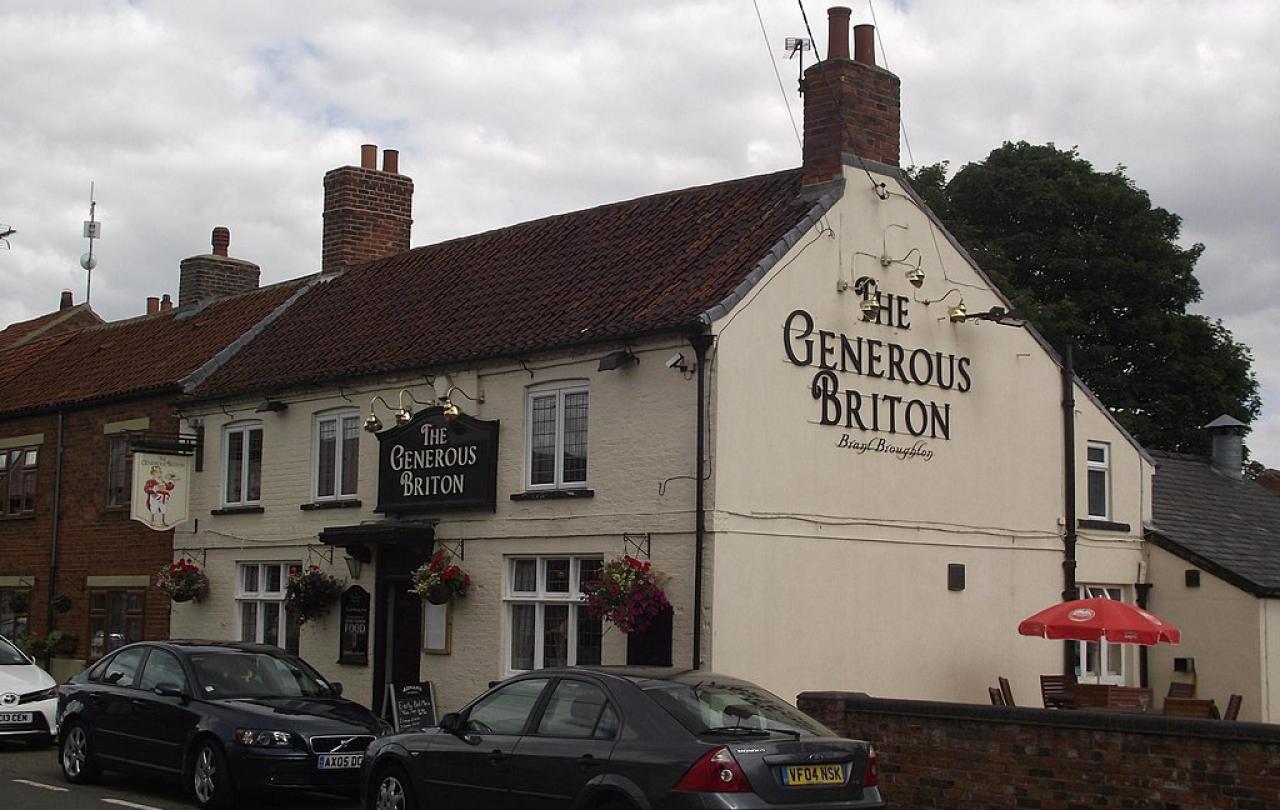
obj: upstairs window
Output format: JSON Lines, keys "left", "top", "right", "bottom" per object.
{"left": 526, "top": 382, "right": 589, "bottom": 490}
{"left": 314, "top": 411, "right": 360, "bottom": 500}
{"left": 106, "top": 435, "right": 133, "bottom": 508}
{"left": 224, "top": 423, "right": 263, "bottom": 506}
{"left": 1086, "top": 442, "right": 1110, "bottom": 520}
{"left": 0, "top": 447, "right": 38, "bottom": 517}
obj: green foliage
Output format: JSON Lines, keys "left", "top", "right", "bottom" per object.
{"left": 907, "top": 142, "right": 1260, "bottom": 454}
{"left": 21, "top": 630, "right": 78, "bottom": 659}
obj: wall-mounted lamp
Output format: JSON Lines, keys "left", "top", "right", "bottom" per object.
{"left": 438, "top": 385, "right": 484, "bottom": 420}
{"left": 255, "top": 400, "right": 288, "bottom": 413}
{"left": 597, "top": 349, "right": 638, "bottom": 372}
{"left": 343, "top": 543, "right": 372, "bottom": 580}
{"left": 905, "top": 264, "right": 926, "bottom": 288}
{"left": 947, "top": 299, "right": 968, "bottom": 323}
{"left": 362, "top": 395, "right": 395, "bottom": 433}
{"left": 394, "top": 389, "right": 433, "bottom": 426}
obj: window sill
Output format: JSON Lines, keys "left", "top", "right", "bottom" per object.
{"left": 1078, "top": 519, "right": 1131, "bottom": 533}
{"left": 510, "top": 489, "right": 595, "bottom": 501}
{"left": 300, "top": 499, "right": 362, "bottom": 511}
{"left": 211, "top": 505, "right": 265, "bottom": 516}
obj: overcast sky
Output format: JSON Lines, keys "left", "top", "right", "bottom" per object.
{"left": 1, "top": 0, "right": 1277, "bottom": 467}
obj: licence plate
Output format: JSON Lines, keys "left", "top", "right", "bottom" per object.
{"left": 0, "top": 712, "right": 33, "bottom": 725}
{"left": 317, "top": 753, "right": 363, "bottom": 770}
{"left": 782, "top": 763, "right": 845, "bottom": 786}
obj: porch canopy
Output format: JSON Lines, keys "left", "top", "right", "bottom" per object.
{"left": 319, "top": 521, "right": 436, "bottom": 563}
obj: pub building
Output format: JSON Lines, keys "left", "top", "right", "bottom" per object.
{"left": 169, "top": 8, "right": 1152, "bottom": 715}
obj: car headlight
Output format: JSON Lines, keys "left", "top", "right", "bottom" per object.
{"left": 234, "top": 728, "right": 294, "bottom": 747}
{"left": 19, "top": 687, "right": 56, "bottom": 704}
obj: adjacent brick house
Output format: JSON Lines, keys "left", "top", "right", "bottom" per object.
{"left": 0, "top": 255, "right": 310, "bottom": 678}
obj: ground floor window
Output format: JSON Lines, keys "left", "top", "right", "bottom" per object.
{"left": 0, "top": 589, "right": 30, "bottom": 638}
{"left": 236, "top": 561, "right": 300, "bottom": 654}
{"left": 89, "top": 590, "right": 145, "bottom": 658}
{"left": 1073, "top": 585, "right": 1126, "bottom": 685}
{"left": 505, "top": 555, "right": 603, "bottom": 673}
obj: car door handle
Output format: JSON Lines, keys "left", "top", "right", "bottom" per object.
{"left": 130, "top": 698, "right": 148, "bottom": 707}
{"left": 488, "top": 750, "right": 507, "bottom": 764}
{"left": 578, "top": 754, "right": 602, "bottom": 770}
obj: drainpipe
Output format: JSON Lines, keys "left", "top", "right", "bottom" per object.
{"left": 1061, "top": 344, "right": 1078, "bottom": 676}
{"left": 45, "top": 410, "right": 65, "bottom": 667}
{"left": 1135, "top": 582, "right": 1152, "bottom": 688}
{"left": 691, "top": 330, "right": 713, "bottom": 671}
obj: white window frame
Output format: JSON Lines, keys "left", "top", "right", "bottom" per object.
{"left": 235, "top": 561, "right": 299, "bottom": 653}
{"left": 223, "top": 421, "right": 264, "bottom": 507}
{"left": 1086, "top": 441, "right": 1111, "bottom": 520}
{"left": 524, "top": 381, "right": 589, "bottom": 491}
{"left": 312, "top": 409, "right": 360, "bottom": 501}
{"left": 1076, "top": 585, "right": 1127, "bottom": 685}
{"left": 503, "top": 555, "right": 603, "bottom": 675}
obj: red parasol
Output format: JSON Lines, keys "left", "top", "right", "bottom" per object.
{"left": 1018, "top": 597, "right": 1180, "bottom": 646}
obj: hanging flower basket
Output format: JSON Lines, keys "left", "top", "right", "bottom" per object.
{"left": 410, "top": 550, "right": 472, "bottom": 604}
{"left": 154, "top": 558, "right": 210, "bottom": 603}
{"left": 285, "top": 565, "right": 343, "bottom": 624}
{"left": 581, "top": 556, "right": 671, "bottom": 634}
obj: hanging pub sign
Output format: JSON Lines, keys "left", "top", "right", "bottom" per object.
{"left": 338, "top": 585, "right": 370, "bottom": 665}
{"left": 130, "top": 453, "right": 193, "bottom": 531}
{"left": 375, "top": 407, "right": 499, "bottom": 513}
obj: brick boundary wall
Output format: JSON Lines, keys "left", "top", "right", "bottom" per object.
{"left": 798, "top": 691, "right": 1280, "bottom": 809}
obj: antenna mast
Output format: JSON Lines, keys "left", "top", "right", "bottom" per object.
{"left": 80, "top": 183, "right": 101, "bottom": 305}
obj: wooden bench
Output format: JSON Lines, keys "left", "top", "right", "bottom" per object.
{"left": 1163, "top": 697, "right": 1219, "bottom": 719}
{"left": 1073, "top": 684, "right": 1154, "bottom": 712}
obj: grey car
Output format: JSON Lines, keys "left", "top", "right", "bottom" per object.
{"left": 362, "top": 667, "right": 884, "bottom": 809}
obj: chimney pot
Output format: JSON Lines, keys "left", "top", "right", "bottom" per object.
{"left": 827, "top": 7, "right": 852, "bottom": 60}
{"left": 211, "top": 226, "right": 230, "bottom": 257}
{"left": 383, "top": 149, "right": 399, "bottom": 174}
{"left": 59, "top": 290, "right": 73, "bottom": 310}
{"left": 146, "top": 296, "right": 160, "bottom": 315}
{"left": 160, "top": 293, "right": 173, "bottom": 312}
{"left": 361, "top": 144, "right": 378, "bottom": 170}
{"left": 853, "top": 24, "right": 875, "bottom": 65}
{"left": 1205, "top": 414, "right": 1247, "bottom": 481}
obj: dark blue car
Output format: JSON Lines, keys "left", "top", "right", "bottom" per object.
{"left": 57, "top": 640, "right": 388, "bottom": 809}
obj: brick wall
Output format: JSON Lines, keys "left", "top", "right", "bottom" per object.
{"left": 178, "top": 255, "right": 261, "bottom": 307}
{"left": 321, "top": 165, "right": 413, "bottom": 273}
{"left": 801, "top": 53, "right": 900, "bottom": 184}
{"left": 798, "top": 692, "right": 1280, "bottom": 808}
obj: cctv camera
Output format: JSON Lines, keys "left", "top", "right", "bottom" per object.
{"left": 665, "top": 353, "right": 687, "bottom": 370}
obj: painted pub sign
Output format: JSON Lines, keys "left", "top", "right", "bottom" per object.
{"left": 375, "top": 407, "right": 499, "bottom": 513}
{"left": 130, "top": 452, "right": 193, "bottom": 530}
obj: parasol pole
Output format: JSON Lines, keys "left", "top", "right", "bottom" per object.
{"left": 1061, "top": 342, "right": 1079, "bottom": 678}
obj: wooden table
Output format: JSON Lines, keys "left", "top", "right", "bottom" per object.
{"left": 1071, "top": 684, "right": 1154, "bottom": 713}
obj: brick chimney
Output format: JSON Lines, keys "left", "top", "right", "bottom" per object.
{"left": 1205, "top": 414, "right": 1247, "bottom": 481}
{"left": 802, "top": 7, "right": 901, "bottom": 185}
{"left": 146, "top": 296, "right": 160, "bottom": 315}
{"left": 59, "top": 290, "right": 73, "bottom": 310}
{"left": 322, "top": 144, "right": 413, "bottom": 274}
{"left": 178, "top": 227, "right": 261, "bottom": 306}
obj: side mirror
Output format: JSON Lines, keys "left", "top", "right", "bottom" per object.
{"left": 329, "top": 681, "right": 344, "bottom": 696}
{"left": 154, "top": 683, "right": 189, "bottom": 703}
{"left": 439, "top": 712, "right": 463, "bottom": 735}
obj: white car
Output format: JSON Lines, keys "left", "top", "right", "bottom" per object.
{"left": 0, "top": 634, "right": 58, "bottom": 745}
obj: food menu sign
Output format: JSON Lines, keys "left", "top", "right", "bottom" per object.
{"left": 375, "top": 408, "right": 499, "bottom": 513}
{"left": 385, "top": 681, "right": 437, "bottom": 732}
{"left": 338, "top": 586, "right": 370, "bottom": 665}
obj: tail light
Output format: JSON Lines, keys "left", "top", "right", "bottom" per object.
{"left": 675, "top": 746, "right": 754, "bottom": 793}
{"left": 862, "top": 746, "right": 879, "bottom": 787}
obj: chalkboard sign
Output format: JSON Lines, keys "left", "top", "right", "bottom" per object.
{"left": 385, "top": 681, "right": 437, "bottom": 732}
{"left": 338, "top": 586, "right": 370, "bottom": 665}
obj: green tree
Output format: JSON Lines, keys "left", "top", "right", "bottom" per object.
{"left": 908, "top": 142, "right": 1260, "bottom": 455}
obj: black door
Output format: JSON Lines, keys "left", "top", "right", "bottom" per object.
{"left": 90, "top": 646, "right": 149, "bottom": 771}
{"left": 372, "top": 542, "right": 430, "bottom": 716}
{"left": 417, "top": 677, "right": 550, "bottom": 809}
{"left": 508, "top": 677, "right": 620, "bottom": 810}
{"left": 390, "top": 585, "right": 422, "bottom": 685}
{"left": 130, "top": 647, "right": 200, "bottom": 774}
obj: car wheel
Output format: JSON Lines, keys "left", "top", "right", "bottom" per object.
{"left": 370, "top": 764, "right": 417, "bottom": 810}
{"left": 190, "top": 741, "right": 235, "bottom": 810}
{"left": 59, "top": 723, "right": 101, "bottom": 784}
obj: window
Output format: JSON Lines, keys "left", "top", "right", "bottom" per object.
{"left": 526, "top": 382, "right": 589, "bottom": 489}
{"left": 106, "top": 435, "right": 133, "bottom": 508}
{"left": 89, "top": 590, "right": 145, "bottom": 658}
{"left": 1074, "top": 585, "right": 1126, "bottom": 685}
{"left": 0, "top": 446, "right": 38, "bottom": 517}
{"left": 464, "top": 678, "right": 549, "bottom": 735}
{"left": 505, "top": 556, "right": 603, "bottom": 673}
{"left": 237, "top": 562, "right": 300, "bottom": 654}
{"left": 102, "top": 646, "right": 146, "bottom": 687}
{"left": 535, "top": 679, "right": 615, "bottom": 738}
{"left": 1086, "top": 442, "right": 1110, "bottom": 519}
{"left": 0, "top": 589, "right": 29, "bottom": 638}
{"left": 314, "top": 411, "right": 360, "bottom": 500}
{"left": 223, "top": 422, "right": 263, "bottom": 506}
{"left": 138, "top": 648, "right": 188, "bottom": 693}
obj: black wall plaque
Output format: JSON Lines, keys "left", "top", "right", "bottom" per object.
{"left": 375, "top": 407, "right": 499, "bottom": 513}
{"left": 338, "top": 585, "right": 371, "bottom": 665}
{"left": 385, "top": 681, "right": 437, "bottom": 731}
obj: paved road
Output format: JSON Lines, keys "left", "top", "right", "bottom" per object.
{"left": 0, "top": 740, "right": 360, "bottom": 810}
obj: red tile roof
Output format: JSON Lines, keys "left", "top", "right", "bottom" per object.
{"left": 0, "top": 281, "right": 308, "bottom": 416}
{"left": 195, "top": 169, "right": 816, "bottom": 397}
{"left": 0, "top": 305, "right": 101, "bottom": 349}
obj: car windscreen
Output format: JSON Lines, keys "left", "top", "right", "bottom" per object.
{"left": 0, "top": 637, "right": 28, "bottom": 665}
{"left": 641, "top": 679, "right": 833, "bottom": 738}
{"left": 187, "top": 651, "right": 335, "bottom": 699}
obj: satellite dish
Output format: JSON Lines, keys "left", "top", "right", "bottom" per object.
{"left": 80, "top": 252, "right": 97, "bottom": 271}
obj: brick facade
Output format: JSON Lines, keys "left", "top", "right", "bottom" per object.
{"left": 321, "top": 159, "right": 413, "bottom": 274}
{"left": 799, "top": 692, "right": 1280, "bottom": 808}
